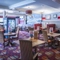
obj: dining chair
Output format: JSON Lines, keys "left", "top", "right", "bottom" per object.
{"left": 55, "top": 37, "right": 60, "bottom": 46}
{"left": 0, "top": 31, "right": 4, "bottom": 44}
{"left": 34, "top": 30, "right": 38, "bottom": 40}
{"left": 42, "top": 30, "right": 60, "bottom": 49}
{"left": 42, "top": 30, "right": 53, "bottom": 46}
{"left": 0, "top": 25, "right": 6, "bottom": 47}
{"left": 10, "top": 27, "right": 20, "bottom": 40}
{"left": 19, "top": 40, "right": 33, "bottom": 60}
{"left": 19, "top": 40, "right": 38, "bottom": 60}
{"left": 8, "top": 27, "right": 20, "bottom": 46}
{"left": 0, "top": 31, "right": 7, "bottom": 47}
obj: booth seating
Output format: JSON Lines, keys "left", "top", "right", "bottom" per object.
{"left": 34, "top": 24, "right": 42, "bottom": 30}
{"left": 47, "top": 24, "right": 55, "bottom": 33}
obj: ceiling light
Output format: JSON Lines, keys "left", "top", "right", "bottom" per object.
{"left": 23, "top": 5, "right": 36, "bottom": 9}
{"left": 20, "top": 16, "right": 24, "bottom": 18}
{"left": 52, "top": 0, "right": 56, "bottom": 2}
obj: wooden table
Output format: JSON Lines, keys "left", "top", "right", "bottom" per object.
{"left": 47, "top": 33, "right": 60, "bottom": 37}
{"left": 4, "top": 33, "right": 16, "bottom": 36}
{"left": 4, "top": 32, "right": 16, "bottom": 46}
{"left": 32, "top": 40, "right": 45, "bottom": 47}
{"left": 17, "top": 38, "right": 45, "bottom": 60}
{"left": 31, "top": 38, "right": 45, "bottom": 59}
{"left": 48, "top": 33, "right": 60, "bottom": 47}
{"left": 25, "top": 37, "right": 45, "bottom": 47}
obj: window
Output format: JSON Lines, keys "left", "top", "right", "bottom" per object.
{"left": 0, "top": 18, "right": 3, "bottom": 22}
{"left": 0, "top": 18, "right": 3, "bottom": 25}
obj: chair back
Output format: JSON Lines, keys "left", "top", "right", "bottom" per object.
{"left": 28, "top": 27, "right": 34, "bottom": 31}
{"left": 42, "top": 30, "right": 48, "bottom": 42}
{"left": 34, "top": 30, "right": 38, "bottom": 39}
{"left": 19, "top": 40, "right": 33, "bottom": 60}
{"left": 0, "top": 31, "right": 4, "bottom": 44}
{"left": 10, "top": 27, "right": 20, "bottom": 40}
{"left": 16, "top": 27, "right": 20, "bottom": 37}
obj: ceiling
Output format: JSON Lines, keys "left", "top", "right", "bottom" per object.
{"left": 0, "top": 0, "right": 60, "bottom": 14}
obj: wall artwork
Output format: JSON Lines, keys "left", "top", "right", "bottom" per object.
{"left": 53, "top": 14, "right": 57, "bottom": 18}
{"left": 46, "top": 14, "right": 51, "bottom": 20}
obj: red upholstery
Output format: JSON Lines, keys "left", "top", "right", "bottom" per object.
{"left": 34, "top": 24, "right": 42, "bottom": 30}
{"left": 47, "top": 24, "right": 55, "bottom": 33}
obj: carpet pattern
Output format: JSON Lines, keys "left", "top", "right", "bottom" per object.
{"left": 0, "top": 42, "right": 60, "bottom": 60}
{"left": 0, "top": 43, "right": 21, "bottom": 60}
{"left": 37, "top": 43, "right": 60, "bottom": 60}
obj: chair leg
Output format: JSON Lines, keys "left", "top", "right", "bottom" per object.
{"left": 34, "top": 55, "right": 38, "bottom": 60}
{"left": 3, "top": 41, "right": 10, "bottom": 47}
{"left": 48, "top": 42, "right": 52, "bottom": 47}
{"left": 51, "top": 41, "right": 59, "bottom": 49}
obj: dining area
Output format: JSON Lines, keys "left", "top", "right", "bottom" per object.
{"left": 0, "top": 23, "right": 60, "bottom": 60}
{"left": 0, "top": 25, "right": 45, "bottom": 60}
{"left": 0, "top": 25, "right": 19, "bottom": 47}
{"left": 1, "top": 23, "right": 59, "bottom": 47}
{"left": 0, "top": 23, "right": 60, "bottom": 49}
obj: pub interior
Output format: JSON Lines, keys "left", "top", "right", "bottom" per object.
{"left": 0, "top": 0, "right": 60, "bottom": 60}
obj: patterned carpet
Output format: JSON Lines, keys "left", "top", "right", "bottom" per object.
{"left": 0, "top": 43, "right": 21, "bottom": 60}
{"left": 0, "top": 42, "right": 60, "bottom": 60}
{"left": 37, "top": 43, "right": 60, "bottom": 60}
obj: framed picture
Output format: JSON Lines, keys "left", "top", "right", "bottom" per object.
{"left": 53, "top": 14, "right": 57, "bottom": 18}
{"left": 46, "top": 14, "right": 51, "bottom": 20}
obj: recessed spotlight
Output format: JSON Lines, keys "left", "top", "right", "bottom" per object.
{"left": 52, "top": 0, "right": 56, "bottom": 2}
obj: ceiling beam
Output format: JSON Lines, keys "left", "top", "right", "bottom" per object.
{"left": 9, "top": 0, "right": 35, "bottom": 9}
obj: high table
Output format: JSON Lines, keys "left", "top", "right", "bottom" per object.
{"left": 14, "top": 38, "right": 45, "bottom": 60}
{"left": 22, "top": 37, "right": 45, "bottom": 59}
{"left": 25, "top": 37, "right": 45, "bottom": 47}
{"left": 32, "top": 39, "right": 45, "bottom": 47}
{"left": 4, "top": 32, "right": 16, "bottom": 46}
{"left": 47, "top": 33, "right": 60, "bottom": 37}
{"left": 48, "top": 33, "right": 60, "bottom": 48}
{"left": 4, "top": 33, "right": 16, "bottom": 36}
{"left": 30, "top": 38, "right": 45, "bottom": 59}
